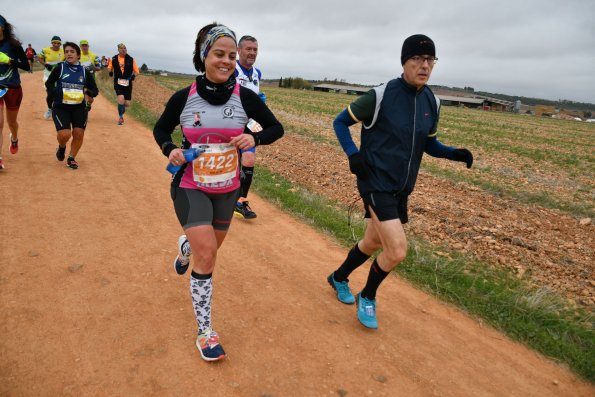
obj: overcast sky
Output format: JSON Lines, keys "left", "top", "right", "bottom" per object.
{"left": 4, "top": 0, "right": 594, "bottom": 103}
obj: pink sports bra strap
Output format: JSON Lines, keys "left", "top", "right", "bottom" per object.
{"left": 189, "top": 82, "right": 197, "bottom": 97}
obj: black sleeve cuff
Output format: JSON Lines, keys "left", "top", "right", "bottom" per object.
{"left": 249, "top": 132, "right": 260, "bottom": 146}
{"left": 161, "top": 142, "right": 178, "bottom": 157}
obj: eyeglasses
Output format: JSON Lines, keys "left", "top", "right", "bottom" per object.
{"left": 409, "top": 55, "right": 438, "bottom": 65}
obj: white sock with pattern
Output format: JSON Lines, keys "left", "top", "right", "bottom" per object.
{"left": 190, "top": 271, "right": 212, "bottom": 334}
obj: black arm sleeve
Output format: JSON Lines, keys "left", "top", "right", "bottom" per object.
{"left": 153, "top": 87, "right": 190, "bottom": 157}
{"left": 239, "top": 87, "right": 284, "bottom": 145}
{"left": 12, "top": 45, "right": 30, "bottom": 72}
{"left": 44, "top": 66, "right": 61, "bottom": 90}
{"left": 84, "top": 71, "right": 99, "bottom": 97}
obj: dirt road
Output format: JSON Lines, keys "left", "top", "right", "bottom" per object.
{"left": 1, "top": 72, "right": 592, "bottom": 396}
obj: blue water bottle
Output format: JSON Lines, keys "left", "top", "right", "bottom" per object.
{"left": 258, "top": 92, "right": 266, "bottom": 103}
{"left": 166, "top": 148, "right": 204, "bottom": 174}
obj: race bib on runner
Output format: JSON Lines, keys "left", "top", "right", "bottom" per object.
{"left": 192, "top": 143, "right": 238, "bottom": 184}
{"left": 62, "top": 88, "right": 84, "bottom": 104}
{"left": 117, "top": 78, "right": 129, "bottom": 87}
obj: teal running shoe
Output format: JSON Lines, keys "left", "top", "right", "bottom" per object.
{"left": 356, "top": 293, "right": 378, "bottom": 329}
{"left": 327, "top": 273, "right": 355, "bottom": 304}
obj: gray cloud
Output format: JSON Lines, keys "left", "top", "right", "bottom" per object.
{"left": 3, "top": 0, "right": 594, "bottom": 102}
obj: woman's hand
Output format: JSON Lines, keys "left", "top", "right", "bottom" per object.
{"left": 230, "top": 133, "right": 256, "bottom": 151}
{"left": 168, "top": 148, "right": 186, "bottom": 166}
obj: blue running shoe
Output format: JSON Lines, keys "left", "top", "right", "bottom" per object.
{"left": 356, "top": 293, "right": 378, "bottom": 329}
{"left": 196, "top": 328, "right": 226, "bottom": 361}
{"left": 173, "top": 235, "right": 191, "bottom": 275}
{"left": 327, "top": 273, "right": 355, "bottom": 304}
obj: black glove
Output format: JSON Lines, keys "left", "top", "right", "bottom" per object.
{"left": 44, "top": 64, "right": 53, "bottom": 71}
{"left": 108, "top": 71, "right": 113, "bottom": 77}
{"left": 348, "top": 153, "right": 371, "bottom": 179}
{"left": 452, "top": 148, "right": 473, "bottom": 168}
{"left": 130, "top": 74, "right": 136, "bottom": 81}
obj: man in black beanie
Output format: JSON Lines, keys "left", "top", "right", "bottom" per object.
{"left": 327, "top": 34, "right": 474, "bottom": 329}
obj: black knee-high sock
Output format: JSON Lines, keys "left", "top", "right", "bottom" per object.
{"left": 46, "top": 94, "right": 52, "bottom": 109}
{"left": 239, "top": 166, "right": 254, "bottom": 198}
{"left": 361, "top": 259, "right": 390, "bottom": 300}
{"left": 334, "top": 243, "right": 370, "bottom": 282}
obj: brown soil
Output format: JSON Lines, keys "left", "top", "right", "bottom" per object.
{"left": 1, "top": 73, "right": 593, "bottom": 396}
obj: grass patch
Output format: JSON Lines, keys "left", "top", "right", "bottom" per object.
{"left": 251, "top": 166, "right": 365, "bottom": 244}
{"left": 95, "top": 72, "right": 182, "bottom": 143}
{"left": 422, "top": 162, "right": 594, "bottom": 218}
{"left": 252, "top": 164, "right": 595, "bottom": 382}
{"left": 397, "top": 241, "right": 594, "bottom": 381}
{"left": 96, "top": 72, "right": 159, "bottom": 128}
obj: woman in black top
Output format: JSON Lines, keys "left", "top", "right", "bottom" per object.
{"left": 153, "top": 22, "right": 283, "bottom": 362}
{"left": 45, "top": 42, "right": 98, "bottom": 169}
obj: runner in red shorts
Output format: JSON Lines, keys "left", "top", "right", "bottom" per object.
{"left": 0, "top": 14, "right": 30, "bottom": 170}
{"left": 25, "top": 44, "right": 36, "bottom": 70}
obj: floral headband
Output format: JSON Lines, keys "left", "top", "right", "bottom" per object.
{"left": 199, "top": 25, "right": 236, "bottom": 63}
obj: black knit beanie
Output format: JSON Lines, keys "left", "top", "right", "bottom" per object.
{"left": 401, "top": 34, "right": 435, "bottom": 65}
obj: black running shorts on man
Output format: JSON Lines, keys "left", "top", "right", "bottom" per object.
{"left": 114, "top": 84, "right": 132, "bottom": 100}
{"left": 362, "top": 192, "right": 409, "bottom": 223}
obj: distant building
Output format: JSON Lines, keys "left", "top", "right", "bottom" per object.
{"left": 474, "top": 95, "right": 515, "bottom": 112}
{"left": 312, "top": 83, "right": 371, "bottom": 95}
{"left": 435, "top": 94, "right": 515, "bottom": 112}
{"left": 436, "top": 95, "right": 485, "bottom": 109}
{"left": 313, "top": 84, "right": 519, "bottom": 112}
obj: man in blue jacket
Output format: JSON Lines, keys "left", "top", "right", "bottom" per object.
{"left": 327, "top": 34, "right": 474, "bottom": 329}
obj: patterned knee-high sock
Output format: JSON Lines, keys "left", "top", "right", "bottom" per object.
{"left": 190, "top": 270, "right": 213, "bottom": 334}
{"left": 118, "top": 104, "right": 125, "bottom": 117}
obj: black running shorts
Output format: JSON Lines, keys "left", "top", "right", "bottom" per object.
{"left": 362, "top": 192, "right": 409, "bottom": 223}
{"left": 114, "top": 84, "right": 132, "bottom": 100}
{"left": 52, "top": 105, "right": 88, "bottom": 131}
{"left": 170, "top": 186, "right": 240, "bottom": 231}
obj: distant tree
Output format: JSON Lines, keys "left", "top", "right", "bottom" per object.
{"left": 585, "top": 111, "right": 592, "bottom": 118}
{"left": 140, "top": 63, "right": 148, "bottom": 72}
{"left": 291, "top": 77, "right": 311, "bottom": 89}
{"left": 278, "top": 76, "right": 312, "bottom": 90}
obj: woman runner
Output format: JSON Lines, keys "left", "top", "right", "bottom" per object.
{"left": 153, "top": 22, "right": 283, "bottom": 361}
{"left": 0, "top": 14, "right": 30, "bottom": 170}
{"left": 45, "top": 41, "right": 98, "bottom": 169}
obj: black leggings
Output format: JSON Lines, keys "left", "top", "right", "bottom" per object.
{"left": 171, "top": 186, "right": 240, "bottom": 231}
